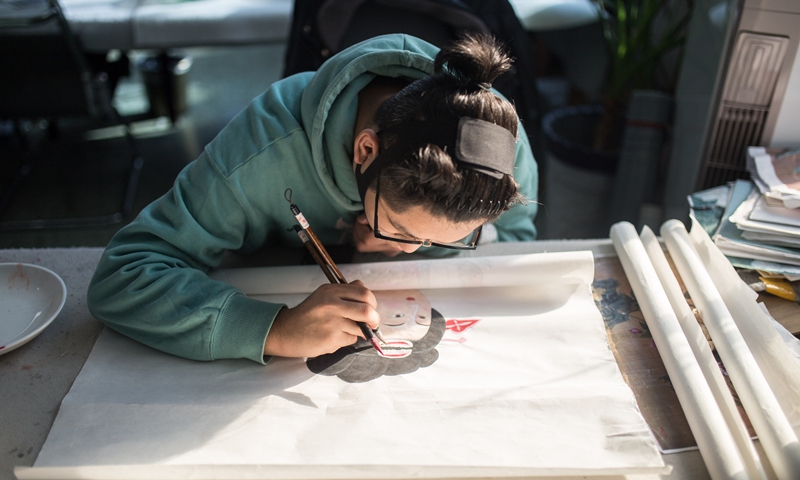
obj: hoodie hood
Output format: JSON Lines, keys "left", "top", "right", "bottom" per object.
{"left": 300, "top": 34, "right": 438, "bottom": 212}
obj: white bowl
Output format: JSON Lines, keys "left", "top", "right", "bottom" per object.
{"left": 0, "top": 263, "right": 67, "bottom": 355}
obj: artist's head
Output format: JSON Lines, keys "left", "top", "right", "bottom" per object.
{"left": 353, "top": 34, "right": 525, "bottom": 253}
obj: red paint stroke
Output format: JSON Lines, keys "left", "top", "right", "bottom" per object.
{"left": 406, "top": 297, "right": 415, "bottom": 301}
{"left": 446, "top": 319, "right": 480, "bottom": 333}
{"left": 0, "top": 346, "right": 5, "bottom": 350}
{"left": 443, "top": 337, "right": 467, "bottom": 344}
{"left": 8, "top": 263, "right": 30, "bottom": 290}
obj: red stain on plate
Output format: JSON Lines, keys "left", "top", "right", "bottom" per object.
{"left": 8, "top": 263, "right": 30, "bottom": 290}
{"left": 446, "top": 319, "right": 480, "bottom": 333}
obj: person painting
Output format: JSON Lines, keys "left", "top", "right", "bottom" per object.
{"left": 87, "top": 33, "right": 538, "bottom": 364}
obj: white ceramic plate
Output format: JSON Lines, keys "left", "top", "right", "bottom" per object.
{"left": 0, "top": 263, "right": 67, "bottom": 355}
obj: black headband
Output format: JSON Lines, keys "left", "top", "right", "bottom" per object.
{"left": 356, "top": 117, "right": 517, "bottom": 202}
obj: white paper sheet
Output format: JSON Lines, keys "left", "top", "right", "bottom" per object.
{"left": 750, "top": 147, "right": 800, "bottom": 208}
{"left": 20, "top": 253, "right": 666, "bottom": 479}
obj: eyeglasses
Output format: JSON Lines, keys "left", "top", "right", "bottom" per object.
{"left": 372, "top": 175, "right": 482, "bottom": 250}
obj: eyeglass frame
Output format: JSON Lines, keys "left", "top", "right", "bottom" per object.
{"left": 371, "top": 173, "right": 482, "bottom": 250}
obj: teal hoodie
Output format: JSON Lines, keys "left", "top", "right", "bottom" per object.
{"left": 87, "top": 35, "right": 538, "bottom": 364}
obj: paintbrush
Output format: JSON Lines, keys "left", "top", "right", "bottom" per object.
{"left": 286, "top": 190, "right": 386, "bottom": 355}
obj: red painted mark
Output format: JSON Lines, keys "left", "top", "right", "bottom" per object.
{"left": 0, "top": 346, "right": 5, "bottom": 350}
{"left": 443, "top": 337, "right": 468, "bottom": 344}
{"left": 8, "top": 263, "right": 30, "bottom": 290}
{"left": 381, "top": 340, "right": 413, "bottom": 358}
{"left": 446, "top": 319, "right": 480, "bottom": 333}
{"left": 406, "top": 297, "right": 415, "bottom": 301}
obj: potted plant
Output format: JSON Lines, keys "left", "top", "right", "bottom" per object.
{"left": 539, "top": 0, "right": 693, "bottom": 239}
{"left": 593, "top": 0, "right": 694, "bottom": 151}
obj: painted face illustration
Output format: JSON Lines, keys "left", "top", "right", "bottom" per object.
{"left": 376, "top": 289, "right": 432, "bottom": 342}
{"left": 306, "top": 289, "right": 445, "bottom": 383}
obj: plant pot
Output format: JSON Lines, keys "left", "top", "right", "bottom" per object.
{"left": 540, "top": 104, "right": 619, "bottom": 239}
{"left": 608, "top": 90, "right": 673, "bottom": 229}
{"left": 138, "top": 51, "right": 193, "bottom": 121}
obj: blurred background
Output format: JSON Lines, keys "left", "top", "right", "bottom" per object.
{"left": 1, "top": 0, "right": 799, "bottom": 248}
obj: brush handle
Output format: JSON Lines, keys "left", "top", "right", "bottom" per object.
{"left": 290, "top": 205, "right": 384, "bottom": 354}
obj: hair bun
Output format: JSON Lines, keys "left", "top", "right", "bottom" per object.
{"left": 433, "top": 33, "right": 513, "bottom": 87}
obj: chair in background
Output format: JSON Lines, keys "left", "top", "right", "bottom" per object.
{"left": 0, "top": 0, "right": 143, "bottom": 230}
{"left": 282, "top": 0, "right": 543, "bottom": 141}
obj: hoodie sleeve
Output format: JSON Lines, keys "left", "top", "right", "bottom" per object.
{"left": 87, "top": 69, "right": 322, "bottom": 365}
{"left": 87, "top": 153, "right": 283, "bottom": 364}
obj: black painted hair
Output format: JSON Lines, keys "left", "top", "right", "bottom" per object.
{"left": 372, "top": 33, "right": 525, "bottom": 224}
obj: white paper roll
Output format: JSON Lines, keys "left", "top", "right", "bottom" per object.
{"left": 662, "top": 219, "right": 800, "bottom": 479}
{"left": 210, "top": 251, "right": 595, "bottom": 295}
{"left": 640, "top": 226, "right": 766, "bottom": 480}
{"left": 610, "top": 222, "right": 748, "bottom": 480}
{"left": 687, "top": 218, "right": 800, "bottom": 432}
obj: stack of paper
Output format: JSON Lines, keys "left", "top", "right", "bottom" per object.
{"left": 748, "top": 147, "right": 800, "bottom": 208}
{"left": 689, "top": 145, "right": 800, "bottom": 268}
{"left": 688, "top": 176, "right": 800, "bottom": 280}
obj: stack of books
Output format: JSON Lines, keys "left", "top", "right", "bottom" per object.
{"left": 689, "top": 147, "right": 800, "bottom": 279}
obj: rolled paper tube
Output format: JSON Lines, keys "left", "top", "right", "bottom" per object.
{"left": 610, "top": 222, "right": 749, "bottom": 480}
{"left": 686, "top": 219, "right": 800, "bottom": 430}
{"left": 640, "top": 226, "right": 766, "bottom": 480}
{"left": 661, "top": 219, "right": 800, "bottom": 479}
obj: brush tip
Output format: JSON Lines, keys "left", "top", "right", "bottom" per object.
{"left": 370, "top": 337, "right": 385, "bottom": 356}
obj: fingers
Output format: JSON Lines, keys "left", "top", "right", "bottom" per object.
{"left": 343, "top": 280, "right": 377, "bottom": 308}
{"left": 264, "top": 281, "right": 382, "bottom": 358}
{"left": 264, "top": 300, "right": 368, "bottom": 358}
{"left": 322, "top": 282, "right": 381, "bottom": 330}
{"left": 339, "top": 321, "right": 364, "bottom": 341}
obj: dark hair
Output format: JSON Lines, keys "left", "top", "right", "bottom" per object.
{"left": 373, "top": 33, "right": 525, "bottom": 224}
